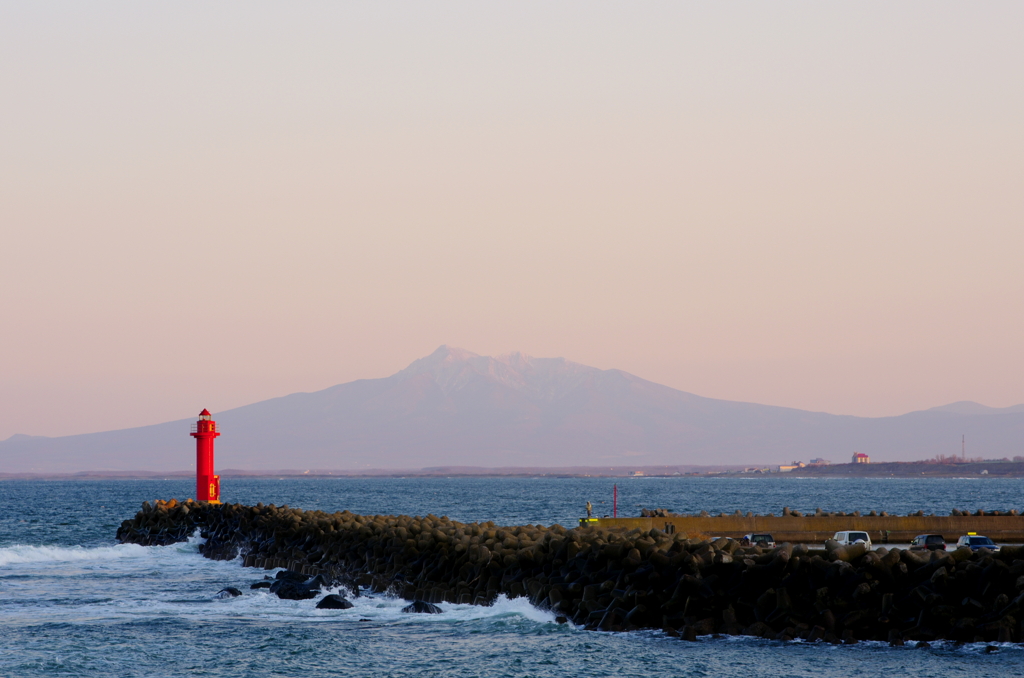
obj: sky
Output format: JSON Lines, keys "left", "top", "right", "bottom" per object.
{"left": 1, "top": 2, "right": 1023, "bottom": 440}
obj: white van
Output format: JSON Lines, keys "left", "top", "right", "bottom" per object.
{"left": 832, "top": 531, "right": 872, "bottom": 548}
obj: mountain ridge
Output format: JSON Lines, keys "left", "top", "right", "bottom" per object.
{"left": 1, "top": 346, "right": 1022, "bottom": 473}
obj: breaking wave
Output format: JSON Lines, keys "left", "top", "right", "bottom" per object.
{"left": 0, "top": 530, "right": 203, "bottom": 567}
{"left": 0, "top": 543, "right": 149, "bottom": 566}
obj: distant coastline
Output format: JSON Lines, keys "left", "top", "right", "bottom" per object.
{"left": 782, "top": 460, "right": 1024, "bottom": 478}
{"left": 4, "top": 461, "right": 1024, "bottom": 480}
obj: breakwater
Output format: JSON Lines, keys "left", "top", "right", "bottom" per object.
{"left": 118, "top": 500, "right": 1024, "bottom": 644}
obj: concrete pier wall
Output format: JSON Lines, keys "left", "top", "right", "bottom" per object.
{"left": 589, "top": 515, "right": 1024, "bottom": 543}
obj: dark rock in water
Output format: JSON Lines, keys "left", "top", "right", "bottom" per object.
{"left": 270, "top": 578, "right": 320, "bottom": 601}
{"left": 275, "top": 570, "right": 308, "bottom": 583}
{"left": 276, "top": 586, "right": 318, "bottom": 601}
{"left": 250, "top": 581, "right": 271, "bottom": 589}
{"left": 402, "top": 601, "right": 442, "bottom": 614}
{"left": 555, "top": 616, "right": 568, "bottom": 624}
{"left": 215, "top": 587, "right": 242, "bottom": 598}
{"left": 268, "top": 573, "right": 319, "bottom": 602}
{"left": 316, "top": 594, "right": 354, "bottom": 610}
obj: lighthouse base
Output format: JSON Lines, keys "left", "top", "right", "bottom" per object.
{"left": 197, "top": 474, "right": 221, "bottom": 503}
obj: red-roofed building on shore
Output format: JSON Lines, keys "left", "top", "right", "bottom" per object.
{"left": 852, "top": 452, "right": 870, "bottom": 464}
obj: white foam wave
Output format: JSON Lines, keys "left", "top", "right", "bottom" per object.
{"left": 476, "top": 594, "right": 559, "bottom": 623}
{"left": 0, "top": 543, "right": 150, "bottom": 566}
{"left": 0, "top": 540, "right": 561, "bottom": 632}
{"left": 0, "top": 530, "right": 203, "bottom": 567}
{"left": 296, "top": 590, "right": 559, "bottom": 626}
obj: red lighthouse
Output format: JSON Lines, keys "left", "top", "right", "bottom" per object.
{"left": 190, "top": 409, "right": 221, "bottom": 503}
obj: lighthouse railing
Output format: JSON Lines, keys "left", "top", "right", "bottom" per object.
{"left": 190, "top": 423, "right": 219, "bottom": 433}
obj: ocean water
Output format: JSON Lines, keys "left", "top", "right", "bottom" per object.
{"left": 1, "top": 476, "right": 1022, "bottom": 677}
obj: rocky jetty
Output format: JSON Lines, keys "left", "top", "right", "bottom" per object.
{"left": 118, "top": 499, "right": 1024, "bottom": 643}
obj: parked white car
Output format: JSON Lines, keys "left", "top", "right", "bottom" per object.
{"left": 740, "top": 533, "right": 776, "bottom": 549}
{"left": 832, "top": 531, "right": 872, "bottom": 549}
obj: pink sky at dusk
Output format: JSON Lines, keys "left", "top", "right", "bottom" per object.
{"left": 1, "top": 3, "right": 1022, "bottom": 440}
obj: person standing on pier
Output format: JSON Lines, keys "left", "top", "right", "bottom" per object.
{"left": 586, "top": 501, "right": 593, "bottom": 518}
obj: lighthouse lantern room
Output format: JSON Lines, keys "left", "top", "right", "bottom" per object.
{"left": 190, "top": 409, "right": 221, "bottom": 503}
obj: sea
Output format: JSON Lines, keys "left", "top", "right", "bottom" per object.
{"left": 2, "top": 476, "right": 1022, "bottom": 677}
